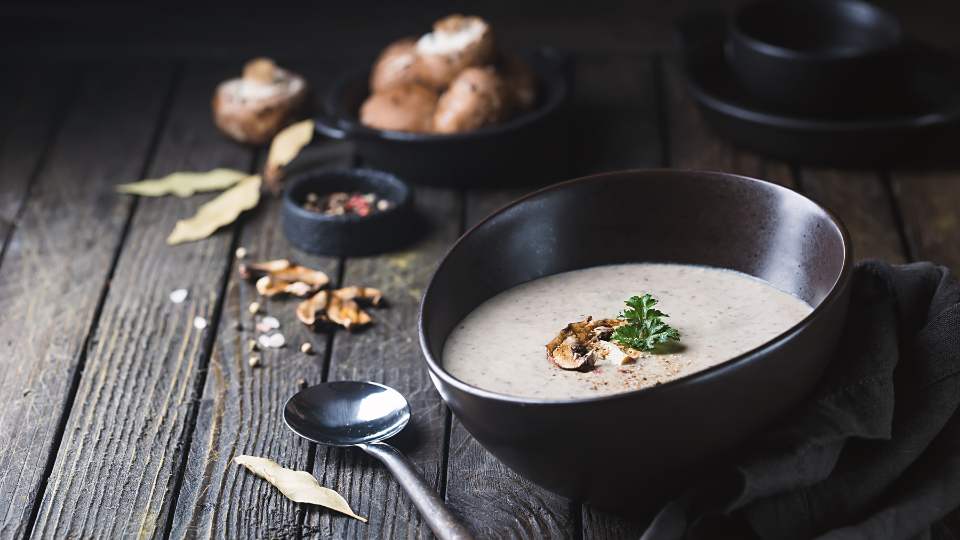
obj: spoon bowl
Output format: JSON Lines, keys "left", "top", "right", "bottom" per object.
{"left": 283, "top": 381, "right": 410, "bottom": 446}
{"left": 283, "top": 381, "right": 472, "bottom": 540}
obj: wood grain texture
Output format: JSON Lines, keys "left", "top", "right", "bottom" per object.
{"left": 662, "top": 56, "right": 794, "bottom": 188}
{"left": 303, "top": 188, "right": 460, "bottom": 539}
{"left": 0, "top": 65, "right": 70, "bottom": 252}
{"left": 797, "top": 169, "right": 906, "bottom": 263}
{"left": 572, "top": 53, "right": 661, "bottom": 175}
{"left": 574, "top": 53, "right": 669, "bottom": 538}
{"left": 28, "top": 62, "right": 249, "bottom": 539}
{"left": 890, "top": 171, "right": 960, "bottom": 272}
{"left": 170, "top": 141, "right": 353, "bottom": 540}
{"left": 0, "top": 64, "right": 175, "bottom": 538}
{"left": 444, "top": 187, "right": 578, "bottom": 539}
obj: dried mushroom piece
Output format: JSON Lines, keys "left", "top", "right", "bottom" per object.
{"left": 296, "top": 287, "right": 384, "bottom": 330}
{"left": 241, "top": 259, "right": 330, "bottom": 298}
{"left": 239, "top": 258, "right": 292, "bottom": 279}
{"left": 333, "top": 286, "right": 383, "bottom": 305}
{"left": 296, "top": 290, "right": 329, "bottom": 326}
{"left": 545, "top": 317, "right": 631, "bottom": 371}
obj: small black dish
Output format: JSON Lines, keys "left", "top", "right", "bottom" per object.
{"left": 677, "top": 11, "right": 960, "bottom": 167}
{"left": 312, "top": 47, "right": 571, "bottom": 187}
{"left": 282, "top": 168, "right": 414, "bottom": 256}
{"left": 728, "top": 0, "right": 903, "bottom": 114}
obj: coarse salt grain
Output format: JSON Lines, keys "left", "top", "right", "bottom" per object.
{"left": 258, "top": 332, "right": 286, "bottom": 349}
{"left": 261, "top": 316, "right": 280, "bottom": 329}
{"left": 169, "top": 288, "right": 188, "bottom": 304}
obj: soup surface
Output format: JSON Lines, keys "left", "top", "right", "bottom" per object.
{"left": 442, "top": 263, "right": 812, "bottom": 399}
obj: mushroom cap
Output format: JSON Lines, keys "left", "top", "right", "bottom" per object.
{"left": 414, "top": 14, "right": 495, "bottom": 89}
{"left": 499, "top": 53, "right": 538, "bottom": 111}
{"left": 370, "top": 37, "right": 422, "bottom": 93}
{"left": 213, "top": 58, "right": 307, "bottom": 145}
{"left": 360, "top": 83, "right": 439, "bottom": 133}
{"left": 433, "top": 66, "right": 509, "bottom": 134}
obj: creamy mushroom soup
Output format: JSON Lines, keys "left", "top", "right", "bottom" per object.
{"left": 442, "top": 263, "right": 813, "bottom": 399}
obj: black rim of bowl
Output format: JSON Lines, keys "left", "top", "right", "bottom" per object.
{"left": 283, "top": 167, "right": 412, "bottom": 224}
{"left": 320, "top": 50, "right": 569, "bottom": 143}
{"left": 730, "top": 0, "right": 902, "bottom": 61}
{"left": 418, "top": 168, "right": 854, "bottom": 406}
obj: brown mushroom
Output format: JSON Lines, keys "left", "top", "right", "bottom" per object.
{"left": 370, "top": 38, "right": 423, "bottom": 92}
{"left": 360, "top": 83, "right": 438, "bottom": 133}
{"left": 498, "top": 53, "right": 538, "bottom": 111}
{"left": 414, "top": 15, "right": 495, "bottom": 90}
{"left": 212, "top": 58, "right": 308, "bottom": 145}
{"left": 545, "top": 318, "right": 627, "bottom": 371}
{"left": 433, "top": 67, "right": 509, "bottom": 133}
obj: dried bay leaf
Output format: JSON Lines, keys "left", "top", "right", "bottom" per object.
{"left": 264, "top": 119, "right": 314, "bottom": 192}
{"left": 233, "top": 455, "right": 367, "bottom": 522}
{"left": 167, "top": 175, "right": 262, "bottom": 245}
{"left": 116, "top": 168, "right": 249, "bottom": 197}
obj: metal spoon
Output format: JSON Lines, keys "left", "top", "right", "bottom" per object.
{"left": 284, "top": 381, "right": 473, "bottom": 540}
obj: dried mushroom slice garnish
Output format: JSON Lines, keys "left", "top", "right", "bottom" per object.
{"left": 332, "top": 286, "right": 383, "bottom": 306}
{"left": 239, "top": 259, "right": 292, "bottom": 279}
{"left": 546, "top": 317, "right": 632, "bottom": 371}
{"left": 296, "top": 287, "right": 383, "bottom": 330}
{"left": 241, "top": 259, "right": 330, "bottom": 298}
{"left": 296, "top": 290, "right": 328, "bottom": 326}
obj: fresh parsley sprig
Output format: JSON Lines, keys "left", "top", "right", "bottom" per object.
{"left": 611, "top": 294, "right": 680, "bottom": 352}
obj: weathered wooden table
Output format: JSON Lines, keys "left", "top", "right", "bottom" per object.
{"left": 1, "top": 6, "right": 959, "bottom": 539}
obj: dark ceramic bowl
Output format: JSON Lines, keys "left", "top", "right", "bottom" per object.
{"left": 727, "top": 0, "right": 903, "bottom": 114}
{"left": 313, "top": 48, "right": 571, "bottom": 187}
{"left": 419, "top": 169, "right": 853, "bottom": 513}
{"left": 282, "top": 168, "right": 414, "bottom": 256}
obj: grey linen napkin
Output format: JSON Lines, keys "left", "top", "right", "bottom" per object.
{"left": 641, "top": 261, "right": 960, "bottom": 540}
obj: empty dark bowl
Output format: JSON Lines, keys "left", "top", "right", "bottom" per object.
{"left": 313, "top": 47, "right": 571, "bottom": 187}
{"left": 418, "top": 169, "right": 853, "bottom": 513}
{"left": 282, "top": 168, "right": 414, "bottom": 256}
{"left": 728, "top": 0, "right": 904, "bottom": 114}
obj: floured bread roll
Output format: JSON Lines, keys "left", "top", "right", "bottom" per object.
{"left": 213, "top": 58, "right": 307, "bottom": 145}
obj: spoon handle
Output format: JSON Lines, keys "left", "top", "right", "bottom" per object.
{"left": 359, "top": 442, "right": 474, "bottom": 540}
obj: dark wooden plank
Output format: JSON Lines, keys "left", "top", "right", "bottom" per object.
{"left": 28, "top": 62, "right": 253, "bottom": 539}
{"left": 0, "top": 65, "right": 70, "bottom": 252}
{"left": 575, "top": 53, "right": 667, "bottom": 540}
{"left": 0, "top": 63, "right": 175, "bottom": 538}
{"left": 797, "top": 169, "right": 906, "bottom": 263}
{"left": 445, "top": 187, "right": 579, "bottom": 539}
{"left": 448, "top": 53, "right": 667, "bottom": 539}
{"left": 663, "top": 55, "right": 793, "bottom": 187}
{"left": 572, "top": 52, "right": 661, "bottom": 175}
{"left": 304, "top": 187, "right": 460, "bottom": 538}
{"left": 890, "top": 171, "right": 960, "bottom": 271}
{"left": 170, "top": 141, "right": 352, "bottom": 540}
